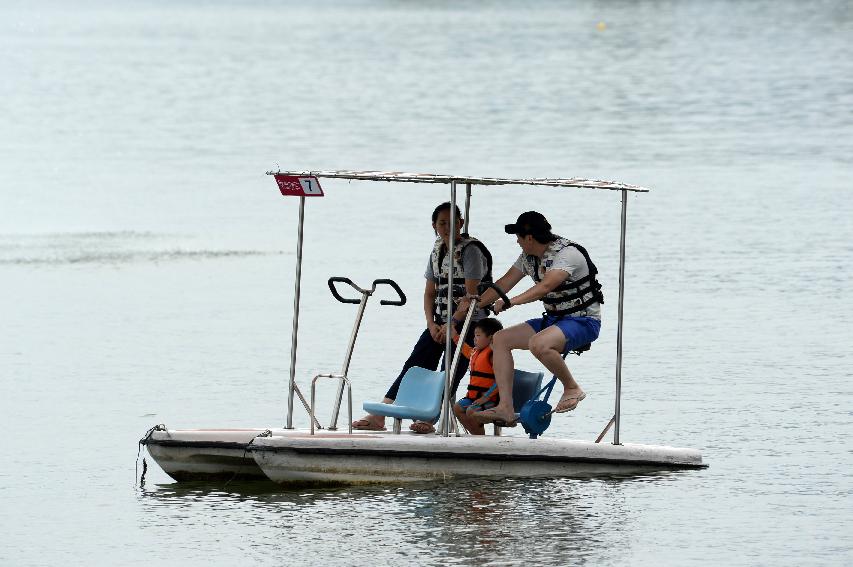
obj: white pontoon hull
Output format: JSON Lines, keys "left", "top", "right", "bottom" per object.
{"left": 141, "top": 427, "right": 418, "bottom": 481}
{"left": 248, "top": 434, "right": 706, "bottom": 485}
{"left": 142, "top": 428, "right": 287, "bottom": 481}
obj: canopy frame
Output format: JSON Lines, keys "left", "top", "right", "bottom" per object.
{"left": 270, "top": 169, "right": 645, "bottom": 445}
{"left": 267, "top": 169, "right": 649, "bottom": 193}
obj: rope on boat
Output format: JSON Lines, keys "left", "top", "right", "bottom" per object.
{"left": 241, "top": 430, "right": 272, "bottom": 458}
{"left": 595, "top": 415, "right": 616, "bottom": 443}
{"left": 136, "top": 424, "right": 166, "bottom": 488}
{"left": 225, "top": 429, "right": 273, "bottom": 487}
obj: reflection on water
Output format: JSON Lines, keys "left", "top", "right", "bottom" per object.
{"left": 138, "top": 473, "right": 697, "bottom": 565}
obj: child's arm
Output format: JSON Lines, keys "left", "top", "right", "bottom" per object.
{"left": 451, "top": 327, "right": 472, "bottom": 358}
{"left": 471, "top": 384, "right": 498, "bottom": 407}
{"left": 453, "top": 293, "right": 479, "bottom": 323}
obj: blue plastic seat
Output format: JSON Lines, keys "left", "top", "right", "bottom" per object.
{"left": 511, "top": 369, "right": 544, "bottom": 412}
{"left": 489, "top": 369, "right": 543, "bottom": 435}
{"left": 363, "top": 367, "right": 446, "bottom": 433}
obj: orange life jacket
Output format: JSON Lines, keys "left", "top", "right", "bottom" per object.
{"left": 463, "top": 344, "right": 499, "bottom": 403}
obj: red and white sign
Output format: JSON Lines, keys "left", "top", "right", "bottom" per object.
{"left": 274, "top": 174, "right": 324, "bottom": 197}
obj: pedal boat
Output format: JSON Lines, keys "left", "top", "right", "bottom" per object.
{"left": 139, "top": 170, "right": 707, "bottom": 485}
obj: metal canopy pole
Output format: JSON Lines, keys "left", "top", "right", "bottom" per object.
{"left": 463, "top": 183, "right": 471, "bottom": 234}
{"left": 613, "top": 189, "right": 628, "bottom": 445}
{"left": 440, "top": 181, "right": 457, "bottom": 436}
{"left": 286, "top": 196, "right": 306, "bottom": 429}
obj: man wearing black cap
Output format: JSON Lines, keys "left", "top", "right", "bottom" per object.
{"left": 469, "top": 211, "right": 604, "bottom": 424}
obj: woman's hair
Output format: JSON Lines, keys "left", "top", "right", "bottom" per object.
{"left": 474, "top": 318, "right": 504, "bottom": 337}
{"left": 532, "top": 233, "right": 558, "bottom": 244}
{"left": 431, "top": 202, "right": 463, "bottom": 224}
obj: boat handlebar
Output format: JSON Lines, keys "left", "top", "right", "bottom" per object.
{"left": 328, "top": 277, "right": 363, "bottom": 304}
{"left": 327, "top": 277, "right": 407, "bottom": 307}
{"left": 373, "top": 278, "right": 406, "bottom": 306}
{"left": 481, "top": 282, "right": 511, "bottom": 308}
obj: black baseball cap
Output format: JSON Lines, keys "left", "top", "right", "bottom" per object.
{"left": 505, "top": 211, "right": 552, "bottom": 237}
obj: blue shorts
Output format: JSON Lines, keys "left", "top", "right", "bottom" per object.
{"left": 526, "top": 315, "right": 601, "bottom": 354}
{"left": 457, "top": 397, "right": 497, "bottom": 411}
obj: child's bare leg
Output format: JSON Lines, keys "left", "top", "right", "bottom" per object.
{"left": 453, "top": 403, "right": 466, "bottom": 423}
{"left": 453, "top": 403, "right": 467, "bottom": 430}
{"left": 464, "top": 406, "right": 486, "bottom": 435}
{"left": 454, "top": 403, "right": 483, "bottom": 434}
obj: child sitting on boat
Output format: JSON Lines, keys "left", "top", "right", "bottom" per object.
{"left": 452, "top": 317, "right": 503, "bottom": 435}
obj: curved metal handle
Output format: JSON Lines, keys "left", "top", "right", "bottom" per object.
{"left": 482, "top": 282, "right": 512, "bottom": 308}
{"left": 327, "top": 277, "right": 364, "bottom": 304}
{"left": 372, "top": 278, "right": 407, "bottom": 306}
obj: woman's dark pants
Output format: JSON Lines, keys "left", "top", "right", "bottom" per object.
{"left": 384, "top": 323, "right": 475, "bottom": 404}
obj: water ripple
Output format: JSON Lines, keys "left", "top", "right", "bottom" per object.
{"left": 0, "top": 231, "right": 282, "bottom": 265}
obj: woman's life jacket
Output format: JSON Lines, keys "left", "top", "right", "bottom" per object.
{"left": 521, "top": 236, "right": 604, "bottom": 318}
{"left": 430, "top": 235, "right": 493, "bottom": 324}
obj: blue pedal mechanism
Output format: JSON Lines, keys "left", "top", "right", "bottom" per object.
{"left": 520, "top": 376, "right": 558, "bottom": 439}
{"left": 519, "top": 399, "right": 552, "bottom": 439}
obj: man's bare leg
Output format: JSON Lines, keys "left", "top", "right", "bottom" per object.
{"left": 477, "top": 323, "right": 536, "bottom": 423}
{"left": 528, "top": 327, "right": 585, "bottom": 411}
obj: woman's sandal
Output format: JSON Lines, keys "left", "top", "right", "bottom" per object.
{"left": 351, "top": 418, "right": 387, "bottom": 431}
{"left": 409, "top": 421, "right": 436, "bottom": 434}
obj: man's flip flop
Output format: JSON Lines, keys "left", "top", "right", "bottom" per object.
{"left": 552, "top": 392, "right": 587, "bottom": 414}
{"left": 472, "top": 408, "right": 517, "bottom": 425}
{"left": 492, "top": 416, "right": 520, "bottom": 427}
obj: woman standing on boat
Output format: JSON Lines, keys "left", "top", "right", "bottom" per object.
{"left": 352, "top": 202, "right": 493, "bottom": 434}
{"left": 473, "top": 211, "right": 603, "bottom": 425}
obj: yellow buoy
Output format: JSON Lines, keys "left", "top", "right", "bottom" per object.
{"left": 596, "top": 21, "right": 607, "bottom": 31}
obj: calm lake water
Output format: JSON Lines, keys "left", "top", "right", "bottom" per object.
{"left": 1, "top": 0, "right": 851, "bottom": 565}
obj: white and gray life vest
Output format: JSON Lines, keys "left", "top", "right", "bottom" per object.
{"left": 522, "top": 236, "right": 603, "bottom": 317}
{"left": 430, "top": 235, "right": 493, "bottom": 323}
